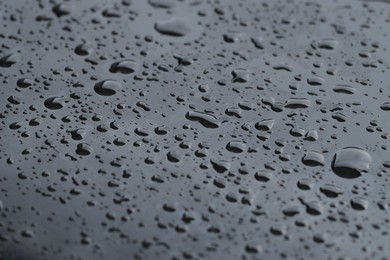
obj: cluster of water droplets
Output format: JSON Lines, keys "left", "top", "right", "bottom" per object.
{"left": 0, "top": 0, "right": 389, "bottom": 259}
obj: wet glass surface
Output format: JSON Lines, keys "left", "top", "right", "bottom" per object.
{"left": 0, "top": 0, "right": 390, "bottom": 259}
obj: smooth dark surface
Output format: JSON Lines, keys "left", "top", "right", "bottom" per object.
{"left": 0, "top": 0, "right": 390, "bottom": 259}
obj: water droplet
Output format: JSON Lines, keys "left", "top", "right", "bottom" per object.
{"left": 52, "top": 4, "right": 72, "bottom": 17}
{"left": 316, "top": 38, "right": 338, "bottom": 50}
{"left": 255, "top": 119, "right": 275, "bottom": 131}
{"left": 302, "top": 151, "right": 325, "bottom": 166}
{"left": 332, "top": 147, "right": 372, "bottom": 179}
{"left": 251, "top": 36, "right": 264, "bottom": 49}
{"left": 167, "top": 151, "right": 181, "bottom": 163}
{"left": 94, "top": 80, "right": 122, "bottom": 96}
{"left": 185, "top": 111, "right": 221, "bottom": 128}
{"left": 155, "top": 17, "right": 191, "bottom": 37}
{"left": 285, "top": 98, "right": 311, "bottom": 109}
{"left": 307, "top": 76, "right": 324, "bottom": 86}
{"left": 75, "top": 42, "right": 93, "bottom": 56}
{"left": 254, "top": 170, "right": 273, "bottom": 182}
{"left": 110, "top": 59, "right": 139, "bottom": 74}
{"left": 320, "top": 184, "right": 344, "bottom": 198}
{"left": 351, "top": 197, "right": 369, "bottom": 210}
{"left": 0, "top": 52, "right": 20, "bottom": 67}
{"left": 76, "top": 143, "right": 93, "bottom": 156}
{"left": 148, "top": 0, "right": 175, "bottom": 9}
{"left": 44, "top": 96, "right": 68, "bottom": 110}
{"left": 231, "top": 68, "right": 250, "bottom": 83}
{"left": 226, "top": 141, "right": 246, "bottom": 153}
{"left": 17, "top": 78, "right": 34, "bottom": 88}
{"left": 333, "top": 85, "right": 356, "bottom": 94}
{"left": 297, "top": 179, "right": 314, "bottom": 190}
{"left": 210, "top": 159, "right": 230, "bottom": 173}
{"left": 380, "top": 102, "right": 390, "bottom": 111}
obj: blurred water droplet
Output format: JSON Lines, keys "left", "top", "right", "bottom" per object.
{"left": 155, "top": 18, "right": 191, "bottom": 37}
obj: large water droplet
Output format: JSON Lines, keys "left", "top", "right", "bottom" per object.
{"left": 333, "top": 85, "right": 356, "bottom": 94}
{"left": 302, "top": 151, "right": 325, "bottom": 166}
{"left": 185, "top": 111, "right": 221, "bottom": 128}
{"left": 44, "top": 96, "right": 68, "bottom": 110}
{"left": 94, "top": 80, "right": 122, "bottom": 96}
{"left": 110, "top": 59, "right": 139, "bottom": 74}
{"left": 148, "top": 0, "right": 175, "bottom": 9}
{"left": 331, "top": 147, "right": 372, "bottom": 179}
{"left": 155, "top": 18, "right": 191, "bottom": 37}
